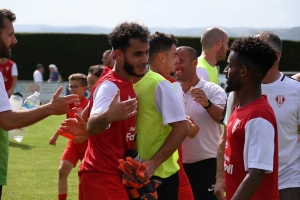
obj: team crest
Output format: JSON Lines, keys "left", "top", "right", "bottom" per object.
{"left": 275, "top": 95, "right": 285, "bottom": 108}
{"left": 232, "top": 118, "right": 241, "bottom": 134}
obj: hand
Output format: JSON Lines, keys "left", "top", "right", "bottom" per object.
{"left": 7, "top": 88, "right": 13, "bottom": 98}
{"left": 186, "top": 115, "right": 200, "bottom": 139}
{"left": 60, "top": 114, "right": 87, "bottom": 136}
{"left": 142, "top": 159, "right": 158, "bottom": 179}
{"left": 190, "top": 87, "right": 209, "bottom": 107}
{"left": 48, "top": 134, "right": 59, "bottom": 146}
{"left": 73, "top": 135, "right": 88, "bottom": 143}
{"left": 48, "top": 86, "right": 79, "bottom": 115}
{"left": 214, "top": 177, "right": 226, "bottom": 200}
{"left": 105, "top": 89, "right": 138, "bottom": 122}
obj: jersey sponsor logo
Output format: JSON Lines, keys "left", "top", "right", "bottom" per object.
{"left": 232, "top": 118, "right": 241, "bottom": 134}
{"left": 224, "top": 162, "right": 234, "bottom": 174}
{"left": 207, "top": 184, "right": 215, "bottom": 192}
{"left": 225, "top": 140, "right": 228, "bottom": 149}
{"left": 275, "top": 95, "right": 285, "bottom": 108}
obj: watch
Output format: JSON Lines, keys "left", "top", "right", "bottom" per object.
{"left": 203, "top": 99, "right": 213, "bottom": 109}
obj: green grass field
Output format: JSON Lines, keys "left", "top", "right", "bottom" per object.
{"left": 2, "top": 115, "right": 79, "bottom": 200}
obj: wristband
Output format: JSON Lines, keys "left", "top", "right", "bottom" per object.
{"left": 203, "top": 99, "right": 213, "bottom": 109}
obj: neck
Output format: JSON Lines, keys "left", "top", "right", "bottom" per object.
{"left": 262, "top": 64, "right": 281, "bottom": 84}
{"left": 236, "top": 84, "right": 262, "bottom": 108}
{"left": 113, "top": 63, "right": 133, "bottom": 82}
{"left": 0, "top": 58, "right": 7, "bottom": 64}
{"left": 200, "top": 51, "right": 217, "bottom": 67}
{"left": 150, "top": 60, "right": 168, "bottom": 77}
{"left": 181, "top": 74, "right": 200, "bottom": 93}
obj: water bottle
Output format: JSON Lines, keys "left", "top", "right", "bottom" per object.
{"left": 8, "top": 92, "right": 24, "bottom": 139}
{"left": 13, "top": 91, "right": 40, "bottom": 142}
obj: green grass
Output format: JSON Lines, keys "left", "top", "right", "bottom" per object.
{"left": 2, "top": 115, "right": 79, "bottom": 200}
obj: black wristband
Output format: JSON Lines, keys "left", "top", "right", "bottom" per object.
{"left": 203, "top": 99, "right": 213, "bottom": 109}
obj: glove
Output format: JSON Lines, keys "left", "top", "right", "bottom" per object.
{"left": 118, "top": 157, "right": 162, "bottom": 199}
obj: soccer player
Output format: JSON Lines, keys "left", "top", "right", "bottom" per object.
{"left": 79, "top": 22, "right": 149, "bottom": 200}
{"left": 49, "top": 73, "right": 89, "bottom": 200}
{"left": 0, "top": 9, "right": 79, "bottom": 198}
{"left": 197, "top": 27, "right": 229, "bottom": 84}
{"left": 223, "top": 37, "right": 279, "bottom": 199}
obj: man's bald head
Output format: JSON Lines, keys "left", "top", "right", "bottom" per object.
{"left": 177, "top": 46, "right": 198, "bottom": 61}
{"left": 201, "top": 27, "right": 228, "bottom": 51}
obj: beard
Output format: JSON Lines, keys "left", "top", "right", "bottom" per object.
{"left": 123, "top": 57, "right": 145, "bottom": 77}
{"left": 0, "top": 38, "right": 12, "bottom": 58}
{"left": 216, "top": 46, "right": 226, "bottom": 62}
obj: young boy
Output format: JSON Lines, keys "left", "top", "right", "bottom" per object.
{"left": 49, "top": 73, "right": 89, "bottom": 200}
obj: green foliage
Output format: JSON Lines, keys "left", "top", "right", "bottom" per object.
{"left": 2, "top": 115, "right": 78, "bottom": 200}
{"left": 12, "top": 33, "right": 300, "bottom": 81}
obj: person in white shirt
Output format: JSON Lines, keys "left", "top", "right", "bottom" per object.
{"left": 175, "top": 46, "right": 226, "bottom": 200}
{"left": 33, "top": 63, "right": 44, "bottom": 82}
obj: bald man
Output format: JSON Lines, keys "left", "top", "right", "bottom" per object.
{"left": 102, "top": 50, "right": 115, "bottom": 67}
{"left": 197, "top": 27, "right": 229, "bottom": 84}
{"left": 175, "top": 46, "right": 226, "bottom": 200}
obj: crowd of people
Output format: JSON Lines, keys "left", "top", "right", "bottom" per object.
{"left": 1, "top": 8, "right": 300, "bottom": 200}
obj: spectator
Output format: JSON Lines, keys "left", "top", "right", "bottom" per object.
{"left": 0, "top": 58, "right": 18, "bottom": 97}
{"left": 87, "top": 65, "right": 104, "bottom": 91}
{"left": 102, "top": 49, "right": 115, "bottom": 67}
{"left": 33, "top": 63, "right": 44, "bottom": 82}
{"left": 48, "top": 64, "right": 62, "bottom": 82}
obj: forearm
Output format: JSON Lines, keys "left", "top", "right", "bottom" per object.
{"left": 216, "top": 127, "right": 226, "bottom": 179}
{"left": 205, "top": 104, "right": 224, "bottom": 124}
{"left": 151, "top": 120, "right": 189, "bottom": 167}
{"left": 0, "top": 104, "right": 53, "bottom": 130}
{"left": 10, "top": 76, "right": 17, "bottom": 91}
{"left": 232, "top": 169, "right": 265, "bottom": 200}
{"left": 86, "top": 112, "right": 111, "bottom": 135}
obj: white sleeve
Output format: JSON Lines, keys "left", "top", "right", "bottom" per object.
{"left": 209, "top": 84, "right": 227, "bottom": 106}
{"left": 0, "top": 73, "right": 12, "bottom": 112}
{"left": 244, "top": 118, "right": 275, "bottom": 173}
{"left": 196, "top": 68, "right": 209, "bottom": 81}
{"left": 154, "top": 80, "right": 186, "bottom": 125}
{"left": 223, "top": 92, "right": 235, "bottom": 126}
{"left": 90, "top": 80, "right": 118, "bottom": 116}
{"left": 11, "top": 63, "right": 18, "bottom": 76}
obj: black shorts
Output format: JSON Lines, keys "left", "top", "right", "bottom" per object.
{"left": 183, "top": 158, "right": 217, "bottom": 200}
{"left": 151, "top": 172, "right": 179, "bottom": 200}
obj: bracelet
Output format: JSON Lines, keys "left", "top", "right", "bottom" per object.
{"left": 203, "top": 99, "right": 213, "bottom": 109}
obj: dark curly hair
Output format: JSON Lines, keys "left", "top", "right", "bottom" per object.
{"left": 149, "top": 32, "right": 178, "bottom": 62}
{"left": 108, "top": 22, "right": 150, "bottom": 53}
{"left": 88, "top": 65, "right": 104, "bottom": 78}
{"left": 0, "top": 9, "right": 16, "bottom": 31}
{"left": 230, "top": 37, "right": 277, "bottom": 81}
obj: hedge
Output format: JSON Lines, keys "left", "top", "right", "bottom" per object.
{"left": 12, "top": 33, "right": 300, "bottom": 80}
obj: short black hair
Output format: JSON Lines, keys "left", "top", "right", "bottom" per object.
{"left": 149, "top": 32, "right": 178, "bottom": 62}
{"left": 257, "top": 31, "right": 282, "bottom": 54}
{"left": 88, "top": 65, "right": 104, "bottom": 78}
{"left": 0, "top": 9, "right": 16, "bottom": 30}
{"left": 230, "top": 37, "right": 277, "bottom": 82}
{"left": 108, "top": 22, "right": 150, "bottom": 53}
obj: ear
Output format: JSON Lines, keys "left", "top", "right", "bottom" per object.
{"left": 216, "top": 40, "right": 221, "bottom": 49}
{"left": 276, "top": 51, "right": 281, "bottom": 62}
{"left": 240, "top": 65, "right": 247, "bottom": 77}
{"left": 192, "top": 58, "right": 198, "bottom": 67}
{"left": 158, "top": 52, "right": 165, "bottom": 62}
{"left": 114, "top": 49, "right": 123, "bottom": 59}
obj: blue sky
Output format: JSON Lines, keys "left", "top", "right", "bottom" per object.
{"left": 2, "top": 0, "right": 299, "bottom": 29}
